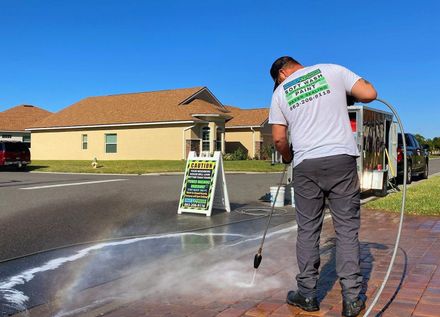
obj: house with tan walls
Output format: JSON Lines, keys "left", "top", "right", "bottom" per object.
{"left": 224, "top": 106, "right": 271, "bottom": 159}
{"left": 0, "top": 105, "right": 52, "bottom": 146}
{"left": 27, "top": 87, "right": 273, "bottom": 161}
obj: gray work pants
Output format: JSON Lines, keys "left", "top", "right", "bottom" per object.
{"left": 293, "top": 154, "right": 362, "bottom": 300}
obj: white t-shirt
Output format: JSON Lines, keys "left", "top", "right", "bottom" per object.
{"left": 269, "top": 63, "right": 360, "bottom": 167}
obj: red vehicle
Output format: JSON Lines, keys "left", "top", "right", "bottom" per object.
{"left": 0, "top": 141, "right": 31, "bottom": 169}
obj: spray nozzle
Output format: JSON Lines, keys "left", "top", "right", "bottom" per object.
{"left": 254, "top": 252, "right": 262, "bottom": 269}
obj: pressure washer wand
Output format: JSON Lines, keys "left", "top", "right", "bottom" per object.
{"left": 254, "top": 164, "right": 288, "bottom": 269}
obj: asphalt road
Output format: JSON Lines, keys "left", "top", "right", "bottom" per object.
{"left": 429, "top": 157, "right": 440, "bottom": 176}
{"left": 0, "top": 171, "right": 294, "bottom": 261}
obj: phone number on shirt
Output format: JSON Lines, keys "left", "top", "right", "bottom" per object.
{"left": 289, "top": 89, "right": 331, "bottom": 110}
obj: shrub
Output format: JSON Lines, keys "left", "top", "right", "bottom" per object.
{"left": 261, "top": 144, "right": 273, "bottom": 160}
{"left": 234, "top": 147, "right": 248, "bottom": 160}
{"left": 224, "top": 148, "right": 248, "bottom": 160}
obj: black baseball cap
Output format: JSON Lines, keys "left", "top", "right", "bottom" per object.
{"left": 270, "top": 56, "right": 299, "bottom": 91}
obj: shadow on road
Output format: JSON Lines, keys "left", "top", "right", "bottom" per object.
{"left": 317, "top": 239, "right": 387, "bottom": 302}
{"left": 0, "top": 165, "right": 48, "bottom": 173}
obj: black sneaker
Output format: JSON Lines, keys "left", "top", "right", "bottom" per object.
{"left": 286, "top": 290, "right": 319, "bottom": 312}
{"left": 342, "top": 297, "right": 366, "bottom": 317}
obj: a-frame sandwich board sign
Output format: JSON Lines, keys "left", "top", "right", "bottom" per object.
{"left": 178, "top": 151, "right": 230, "bottom": 216}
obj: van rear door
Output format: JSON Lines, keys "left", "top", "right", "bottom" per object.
{"left": 4, "top": 142, "right": 29, "bottom": 163}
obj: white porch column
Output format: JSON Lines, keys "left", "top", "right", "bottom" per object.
{"left": 221, "top": 131, "right": 225, "bottom": 154}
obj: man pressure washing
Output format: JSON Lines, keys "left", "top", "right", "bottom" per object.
{"left": 269, "top": 56, "right": 377, "bottom": 317}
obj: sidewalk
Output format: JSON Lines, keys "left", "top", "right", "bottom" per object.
{"left": 25, "top": 209, "right": 440, "bottom": 317}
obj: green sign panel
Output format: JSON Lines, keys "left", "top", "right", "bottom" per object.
{"left": 179, "top": 159, "right": 217, "bottom": 210}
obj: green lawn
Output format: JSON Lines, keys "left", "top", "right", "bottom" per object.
{"left": 28, "top": 160, "right": 284, "bottom": 174}
{"left": 365, "top": 176, "right": 440, "bottom": 216}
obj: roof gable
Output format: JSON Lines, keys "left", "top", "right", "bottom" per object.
{"left": 180, "top": 87, "right": 224, "bottom": 108}
{"left": 225, "top": 105, "right": 269, "bottom": 128}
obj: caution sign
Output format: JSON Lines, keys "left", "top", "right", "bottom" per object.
{"left": 178, "top": 151, "right": 230, "bottom": 216}
{"left": 181, "top": 160, "right": 216, "bottom": 209}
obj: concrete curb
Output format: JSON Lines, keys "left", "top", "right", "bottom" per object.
{"left": 29, "top": 171, "right": 142, "bottom": 176}
{"left": 29, "top": 171, "right": 284, "bottom": 176}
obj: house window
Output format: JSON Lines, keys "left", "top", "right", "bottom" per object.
{"left": 23, "top": 135, "right": 31, "bottom": 143}
{"left": 105, "top": 134, "right": 117, "bottom": 153}
{"left": 202, "top": 127, "right": 210, "bottom": 152}
{"left": 82, "top": 134, "right": 88, "bottom": 150}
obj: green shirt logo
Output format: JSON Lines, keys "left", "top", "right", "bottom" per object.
{"left": 283, "top": 69, "right": 331, "bottom": 109}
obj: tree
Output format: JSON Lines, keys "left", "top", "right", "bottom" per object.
{"left": 414, "top": 134, "right": 426, "bottom": 146}
{"left": 433, "top": 137, "right": 440, "bottom": 150}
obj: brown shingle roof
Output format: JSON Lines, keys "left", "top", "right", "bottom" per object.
{"left": 0, "top": 105, "right": 52, "bottom": 131}
{"left": 30, "top": 87, "right": 231, "bottom": 129}
{"left": 225, "top": 105, "right": 269, "bottom": 127}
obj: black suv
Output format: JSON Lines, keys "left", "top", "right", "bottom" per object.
{"left": 397, "top": 133, "right": 429, "bottom": 183}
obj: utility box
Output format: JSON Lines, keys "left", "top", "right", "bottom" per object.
{"left": 286, "top": 105, "right": 397, "bottom": 196}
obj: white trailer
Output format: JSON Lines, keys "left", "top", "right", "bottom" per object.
{"left": 286, "top": 105, "right": 398, "bottom": 196}
{"left": 348, "top": 105, "right": 398, "bottom": 196}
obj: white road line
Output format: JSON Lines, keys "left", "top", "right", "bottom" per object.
{"left": 20, "top": 179, "right": 127, "bottom": 190}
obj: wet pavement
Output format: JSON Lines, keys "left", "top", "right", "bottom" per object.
{"left": 3, "top": 209, "right": 440, "bottom": 317}
{"left": 0, "top": 204, "right": 295, "bottom": 316}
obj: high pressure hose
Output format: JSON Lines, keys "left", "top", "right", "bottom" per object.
{"left": 363, "top": 98, "right": 407, "bottom": 316}
{"left": 253, "top": 98, "right": 407, "bottom": 317}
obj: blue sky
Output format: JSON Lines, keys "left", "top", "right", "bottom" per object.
{"left": 1, "top": 1, "right": 439, "bottom": 138}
